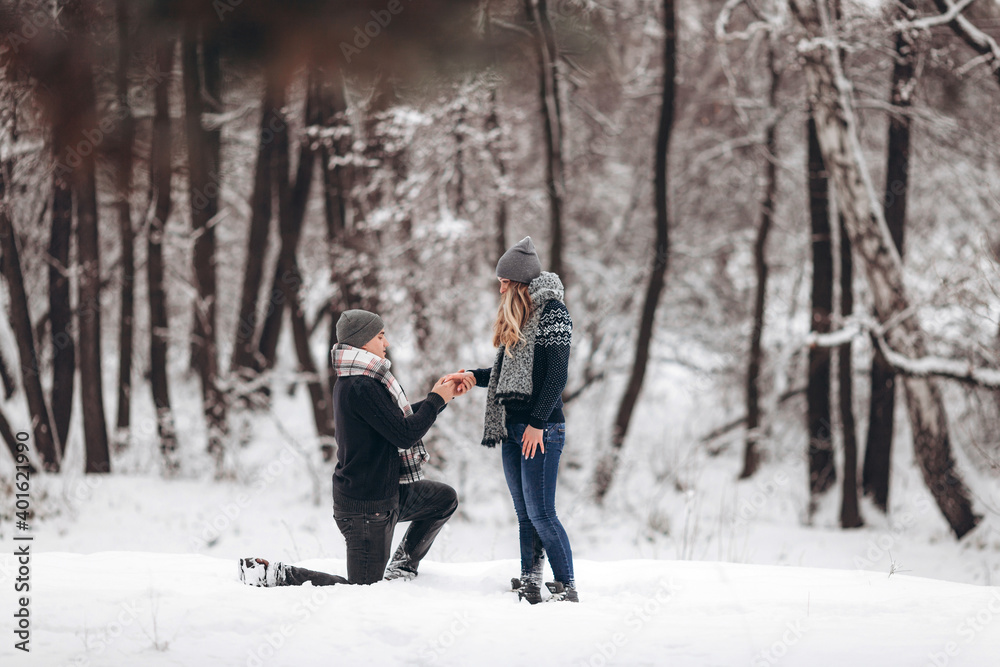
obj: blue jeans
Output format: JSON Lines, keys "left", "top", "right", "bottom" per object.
{"left": 501, "top": 422, "right": 574, "bottom": 586}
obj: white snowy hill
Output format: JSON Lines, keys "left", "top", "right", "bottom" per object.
{"left": 2, "top": 553, "right": 998, "bottom": 666}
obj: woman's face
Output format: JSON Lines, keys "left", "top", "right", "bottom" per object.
{"left": 498, "top": 277, "right": 510, "bottom": 295}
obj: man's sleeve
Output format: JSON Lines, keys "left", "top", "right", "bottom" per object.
{"left": 410, "top": 396, "right": 447, "bottom": 415}
{"left": 352, "top": 379, "right": 446, "bottom": 449}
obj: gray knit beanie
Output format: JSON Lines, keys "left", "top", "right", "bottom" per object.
{"left": 496, "top": 236, "right": 542, "bottom": 284}
{"left": 336, "top": 309, "right": 385, "bottom": 348}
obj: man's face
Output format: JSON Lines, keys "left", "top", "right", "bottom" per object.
{"left": 361, "top": 330, "right": 389, "bottom": 359}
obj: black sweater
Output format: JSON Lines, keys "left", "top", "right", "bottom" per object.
{"left": 331, "top": 375, "right": 446, "bottom": 513}
{"left": 472, "top": 300, "right": 572, "bottom": 429}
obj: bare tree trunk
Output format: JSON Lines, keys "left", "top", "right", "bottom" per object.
{"left": 385, "top": 84, "right": 432, "bottom": 363}
{"left": 741, "top": 34, "right": 780, "bottom": 480}
{"left": 280, "top": 70, "right": 334, "bottom": 440}
{"left": 290, "top": 276, "right": 335, "bottom": 441}
{"left": 525, "top": 0, "right": 566, "bottom": 277}
{"left": 863, "top": 0, "right": 914, "bottom": 513}
{"left": 49, "top": 163, "right": 75, "bottom": 451}
{"left": 484, "top": 1, "right": 508, "bottom": 260}
{"left": 231, "top": 75, "right": 279, "bottom": 380}
{"left": 453, "top": 99, "right": 466, "bottom": 218}
{"left": 113, "top": 0, "right": 136, "bottom": 450}
{"left": 257, "top": 77, "right": 311, "bottom": 372}
{"left": 149, "top": 37, "right": 179, "bottom": 472}
{"left": 839, "top": 215, "right": 862, "bottom": 527}
{"left": 594, "top": 0, "right": 675, "bottom": 503}
{"left": 318, "top": 73, "right": 350, "bottom": 419}
{"left": 319, "top": 74, "right": 349, "bottom": 246}
{"left": 806, "top": 116, "right": 836, "bottom": 506}
{"left": 0, "top": 167, "right": 60, "bottom": 471}
{"left": 790, "top": 0, "right": 979, "bottom": 538}
{"left": 0, "top": 404, "right": 35, "bottom": 473}
{"left": 486, "top": 86, "right": 509, "bottom": 261}
{"left": 0, "top": 345, "right": 16, "bottom": 399}
{"left": 321, "top": 76, "right": 384, "bottom": 427}
{"left": 76, "top": 159, "right": 112, "bottom": 474}
{"left": 335, "top": 80, "right": 384, "bottom": 319}
{"left": 182, "top": 19, "right": 228, "bottom": 465}
{"left": 65, "top": 0, "right": 111, "bottom": 474}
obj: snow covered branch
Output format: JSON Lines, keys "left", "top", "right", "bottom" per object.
{"left": 715, "top": 0, "right": 770, "bottom": 44}
{"left": 714, "top": 0, "right": 781, "bottom": 126}
{"left": 875, "top": 339, "right": 1000, "bottom": 388}
{"left": 899, "top": 0, "right": 977, "bottom": 32}
{"left": 202, "top": 102, "right": 256, "bottom": 130}
{"left": 804, "top": 317, "right": 1000, "bottom": 388}
{"left": 804, "top": 320, "right": 864, "bottom": 349}
{"left": 924, "top": 0, "right": 1000, "bottom": 83}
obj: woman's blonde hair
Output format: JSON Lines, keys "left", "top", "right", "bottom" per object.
{"left": 492, "top": 281, "right": 533, "bottom": 355}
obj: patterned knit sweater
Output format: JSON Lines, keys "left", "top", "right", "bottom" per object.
{"left": 472, "top": 300, "right": 573, "bottom": 429}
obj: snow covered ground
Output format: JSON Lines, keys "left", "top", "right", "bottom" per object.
{"left": 1, "top": 552, "right": 999, "bottom": 666}
{"left": 1, "top": 370, "right": 999, "bottom": 666}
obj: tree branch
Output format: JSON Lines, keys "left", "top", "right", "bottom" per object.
{"left": 699, "top": 386, "right": 807, "bottom": 443}
{"left": 926, "top": 0, "right": 1000, "bottom": 84}
{"left": 805, "top": 317, "right": 1000, "bottom": 388}
{"left": 900, "top": 0, "right": 977, "bottom": 32}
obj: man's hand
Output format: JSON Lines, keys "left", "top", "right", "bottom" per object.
{"left": 442, "top": 370, "right": 475, "bottom": 395}
{"left": 521, "top": 425, "right": 545, "bottom": 459}
{"left": 431, "top": 377, "right": 458, "bottom": 403}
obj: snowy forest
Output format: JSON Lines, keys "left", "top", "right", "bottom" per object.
{"left": 1, "top": 0, "right": 1000, "bottom": 665}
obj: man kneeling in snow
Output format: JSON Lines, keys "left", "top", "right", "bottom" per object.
{"left": 240, "top": 310, "right": 462, "bottom": 587}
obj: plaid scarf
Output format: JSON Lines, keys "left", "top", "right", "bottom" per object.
{"left": 331, "top": 344, "right": 428, "bottom": 484}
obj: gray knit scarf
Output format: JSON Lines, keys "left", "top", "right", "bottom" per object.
{"left": 481, "top": 271, "right": 565, "bottom": 447}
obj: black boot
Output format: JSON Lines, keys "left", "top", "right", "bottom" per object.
{"left": 512, "top": 577, "right": 543, "bottom": 604}
{"left": 384, "top": 543, "right": 418, "bottom": 581}
{"left": 546, "top": 581, "right": 579, "bottom": 602}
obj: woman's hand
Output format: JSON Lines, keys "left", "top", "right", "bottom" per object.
{"left": 442, "top": 370, "right": 476, "bottom": 395}
{"left": 521, "top": 425, "right": 545, "bottom": 459}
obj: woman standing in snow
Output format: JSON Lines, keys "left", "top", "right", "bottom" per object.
{"left": 448, "top": 237, "right": 578, "bottom": 603}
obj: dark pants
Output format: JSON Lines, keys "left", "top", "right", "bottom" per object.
{"left": 281, "top": 566, "right": 348, "bottom": 586}
{"left": 334, "top": 479, "right": 458, "bottom": 585}
{"left": 502, "top": 422, "right": 575, "bottom": 585}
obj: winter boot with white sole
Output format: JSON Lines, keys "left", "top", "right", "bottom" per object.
{"left": 545, "top": 581, "right": 579, "bottom": 602}
{"left": 383, "top": 542, "right": 419, "bottom": 581}
{"left": 511, "top": 577, "right": 543, "bottom": 604}
{"left": 239, "top": 557, "right": 287, "bottom": 587}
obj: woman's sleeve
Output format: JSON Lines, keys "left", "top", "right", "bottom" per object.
{"left": 471, "top": 366, "right": 492, "bottom": 388}
{"left": 528, "top": 302, "right": 573, "bottom": 428}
